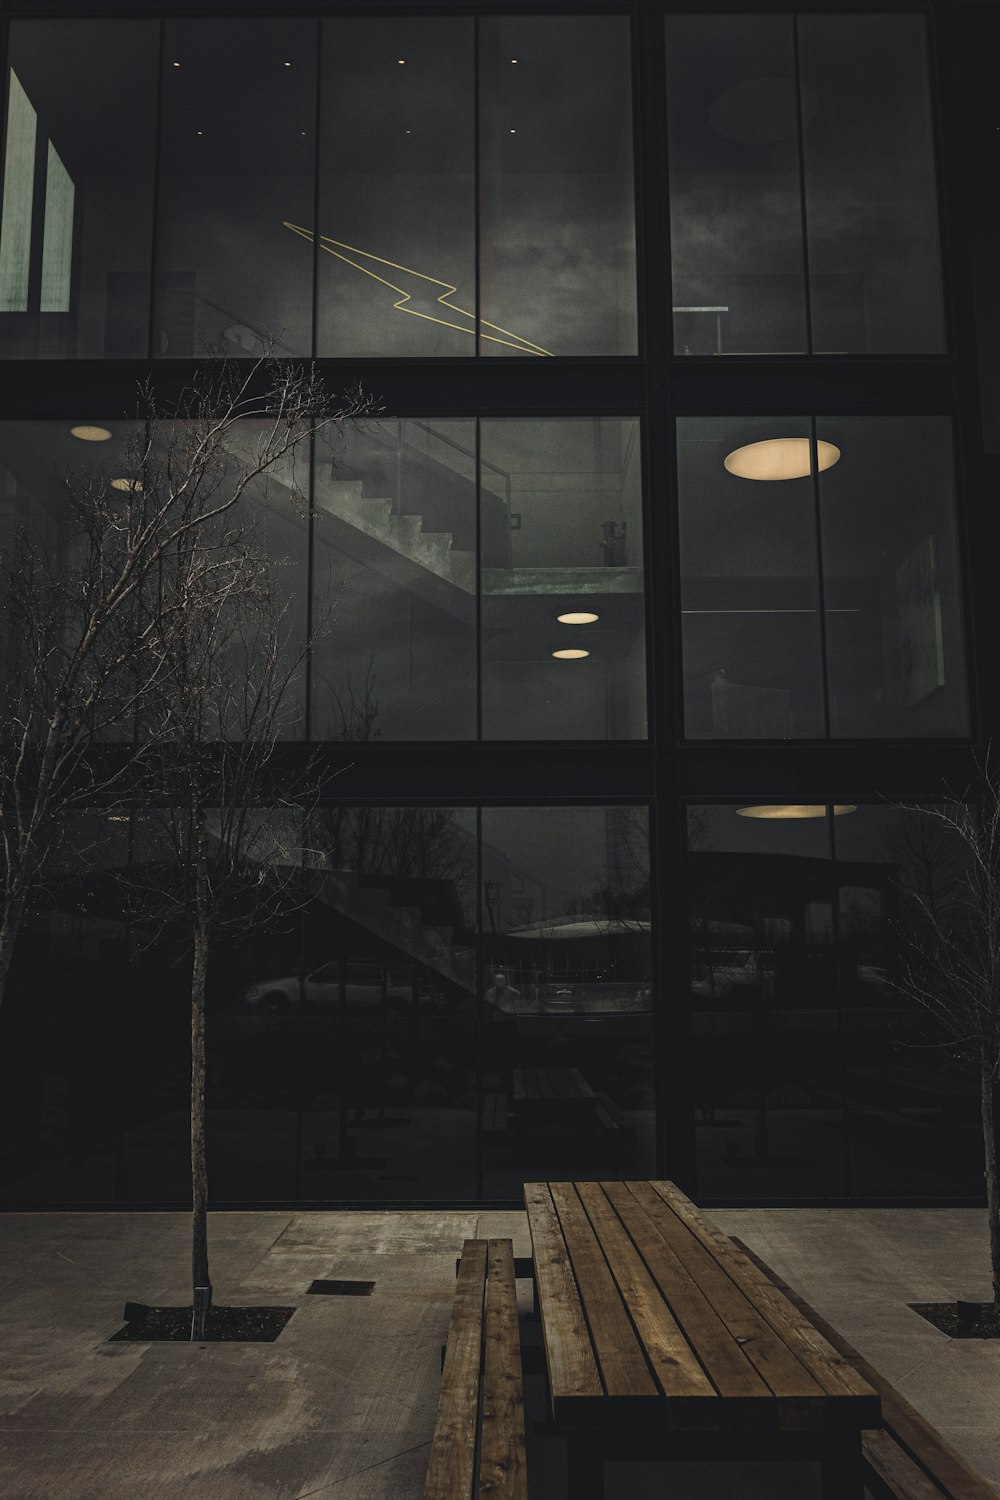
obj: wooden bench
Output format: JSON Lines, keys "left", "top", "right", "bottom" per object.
{"left": 732, "top": 1237, "right": 1000, "bottom": 1500}
{"left": 424, "top": 1237, "right": 527, "bottom": 1500}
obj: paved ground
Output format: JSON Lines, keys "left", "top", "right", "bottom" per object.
{"left": 0, "top": 1205, "right": 997, "bottom": 1498}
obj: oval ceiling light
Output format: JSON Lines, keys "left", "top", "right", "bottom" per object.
{"left": 724, "top": 437, "right": 840, "bottom": 481}
{"left": 737, "top": 803, "right": 857, "bottom": 819}
{"left": 70, "top": 424, "right": 112, "bottom": 442}
{"left": 111, "top": 477, "right": 142, "bottom": 493}
{"left": 552, "top": 648, "right": 590, "bottom": 660}
{"left": 556, "top": 611, "right": 599, "bottom": 625}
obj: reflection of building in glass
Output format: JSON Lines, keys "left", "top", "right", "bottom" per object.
{"left": 0, "top": 4, "right": 994, "bottom": 1209}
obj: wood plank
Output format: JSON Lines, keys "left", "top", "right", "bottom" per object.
{"left": 599, "top": 1181, "right": 773, "bottom": 1406}
{"left": 734, "top": 1238, "right": 1000, "bottom": 1500}
{"left": 566, "top": 1068, "right": 596, "bottom": 1099}
{"left": 480, "top": 1239, "right": 528, "bottom": 1500}
{"left": 575, "top": 1182, "right": 718, "bottom": 1403}
{"left": 524, "top": 1183, "right": 603, "bottom": 1410}
{"left": 648, "top": 1181, "right": 879, "bottom": 1420}
{"left": 548, "top": 1181, "right": 659, "bottom": 1402}
{"left": 423, "top": 1238, "right": 486, "bottom": 1500}
{"left": 862, "top": 1429, "right": 946, "bottom": 1500}
{"left": 624, "top": 1181, "right": 826, "bottom": 1415}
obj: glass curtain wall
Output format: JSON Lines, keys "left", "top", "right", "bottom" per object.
{"left": 677, "top": 416, "right": 968, "bottom": 739}
{"left": 154, "top": 18, "right": 317, "bottom": 358}
{"left": 665, "top": 12, "right": 944, "bottom": 354}
{"left": 687, "top": 802, "right": 980, "bottom": 1201}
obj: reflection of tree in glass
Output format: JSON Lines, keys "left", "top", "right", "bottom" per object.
{"left": 888, "top": 774, "right": 1000, "bottom": 1308}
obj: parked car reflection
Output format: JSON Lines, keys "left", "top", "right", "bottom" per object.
{"left": 245, "top": 959, "right": 413, "bottom": 1015}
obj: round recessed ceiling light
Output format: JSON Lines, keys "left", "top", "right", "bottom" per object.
{"left": 724, "top": 437, "right": 840, "bottom": 481}
{"left": 111, "top": 477, "right": 142, "bottom": 493}
{"left": 737, "top": 804, "right": 857, "bottom": 820}
{"left": 70, "top": 424, "right": 112, "bottom": 442}
{"left": 556, "top": 612, "right": 599, "bottom": 625}
{"left": 552, "top": 648, "right": 590, "bottom": 660}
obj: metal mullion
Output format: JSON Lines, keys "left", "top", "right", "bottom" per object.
{"left": 810, "top": 415, "right": 832, "bottom": 739}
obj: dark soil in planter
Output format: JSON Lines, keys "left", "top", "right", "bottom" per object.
{"left": 109, "top": 1305, "right": 296, "bottom": 1342}
{"left": 910, "top": 1302, "right": 1000, "bottom": 1339}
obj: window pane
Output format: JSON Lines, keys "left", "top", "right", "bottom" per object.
{"left": 687, "top": 804, "right": 845, "bottom": 1199}
{"left": 318, "top": 19, "right": 474, "bottom": 357}
{"left": 301, "top": 807, "right": 477, "bottom": 1201}
{"left": 832, "top": 804, "right": 979, "bottom": 1197}
{"left": 481, "top": 419, "right": 646, "bottom": 740}
{"left": 799, "top": 14, "right": 945, "bottom": 354}
{"left": 819, "top": 418, "right": 968, "bottom": 737}
{"left": 155, "top": 20, "right": 316, "bottom": 358}
{"left": 481, "top": 806, "right": 654, "bottom": 1199}
{"left": 0, "top": 814, "right": 128, "bottom": 1204}
{"left": 311, "top": 419, "right": 477, "bottom": 741}
{"left": 678, "top": 417, "right": 825, "bottom": 739}
{"left": 665, "top": 15, "right": 807, "bottom": 356}
{"left": 480, "top": 17, "right": 636, "bottom": 356}
{"left": 0, "top": 21, "right": 157, "bottom": 358}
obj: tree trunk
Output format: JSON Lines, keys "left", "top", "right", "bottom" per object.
{"left": 980, "top": 1042, "right": 1000, "bottom": 1310}
{"left": 190, "top": 802, "right": 211, "bottom": 1340}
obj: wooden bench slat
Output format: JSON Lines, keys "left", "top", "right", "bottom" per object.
{"left": 624, "top": 1181, "right": 827, "bottom": 1412}
{"left": 598, "top": 1180, "right": 774, "bottom": 1406}
{"left": 524, "top": 1183, "right": 604, "bottom": 1405}
{"left": 549, "top": 1181, "right": 660, "bottom": 1402}
{"left": 480, "top": 1239, "right": 528, "bottom": 1500}
{"left": 862, "top": 1429, "right": 950, "bottom": 1500}
{"left": 733, "top": 1237, "right": 1000, "bottom": 1500}
{"left": 648, "top": 1180, "right": 880, "bottom": 1420}
{"left": 424, "top": 1239, "right": 487, "bottom": 1500}
{"left": 575, "top": 1182, "right": 719, "bottom": 1402}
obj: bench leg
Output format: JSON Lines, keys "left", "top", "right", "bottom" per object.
{"left": 567, "top": 1432, "right": 604, "bottom": 1500}
{"left": 820, "top": 1432, "right": 864, "bottom": 1500}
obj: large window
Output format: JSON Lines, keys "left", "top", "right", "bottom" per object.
{"left": 687, "top": 802, "right": 979, "bottom": 1200}
{"left": 678, "top": 416, "right": 968, "bottom": 739}
{"left": 312, "top": 415, "right": 647, "bottom": 742}
{"left": 666, "top": 13, "right": 945, "bottom": 355}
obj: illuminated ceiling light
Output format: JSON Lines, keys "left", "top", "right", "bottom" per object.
{"left": 511, "top": 58, "right": 519, "bottom": 63}
{"left": 510, "top": 128, "right": 517, "bottom": 134}
{"left": 70, "top": 424, "right": 111, "bottom": 442}
{"left": 552, "top": 648, "right": 590, "bottom": 660}
{"left": 196, "top": 130, "right": 204, "bottom": 136}
{"left": 171, "top": 61, "right": 180, "bottom": 68}
{"left": 724, "top": 437, "right": 840, "bottom": 481}
{"left": 556, "top": 612, "right": 599, "bottom": 625}
{"left": 736, "top": 804, "right": 857, "bottom": 820}
{"left": 283, "top": 61, "right": 292, "bottom": 68}
{"left": 111, "top": 477, "right": 142, "bottom": 493}
{"left": 397, "top": 58, "right": 405, "bottom": 64}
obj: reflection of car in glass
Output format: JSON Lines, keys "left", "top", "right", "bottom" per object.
{"left": 691, "top": 950, "right": 764, "bottom": 999}
{"left": 245, "top": 960, "right": 410, "bottom": 1015}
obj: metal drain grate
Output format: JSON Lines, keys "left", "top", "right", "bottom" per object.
{"left": 307, "top": 1279, "right": 375, "bottom": 1296}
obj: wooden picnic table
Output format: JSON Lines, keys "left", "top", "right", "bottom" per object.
{"left": 513, "top": 1066, "right": 595, "bottom": 1105}
{"left": 524, "top": 1179, "right": 881, "bottom": 1500}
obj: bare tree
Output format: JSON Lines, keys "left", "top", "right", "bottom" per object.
{"left": 0, "top": 355, "right": 376, "bottom": 1015}
{"left": 129, "top": 496, "right": 313, "bottom": 1338}
{"left": 891, "top": 762, "right": 1000, "bottom": 1307}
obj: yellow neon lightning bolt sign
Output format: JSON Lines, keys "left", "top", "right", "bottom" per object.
{"left": 283, "top": 222, "right": 553, "bottom": 357}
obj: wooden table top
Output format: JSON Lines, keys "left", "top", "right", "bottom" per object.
{"left": 513, "top": 1067, "right": 595, "bottom": 1103}
{"left": 524, "top": 1180, "right": 881, "bottom": 1434}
